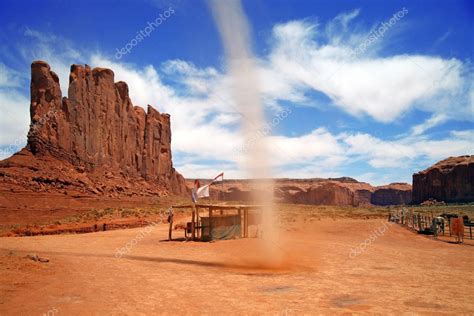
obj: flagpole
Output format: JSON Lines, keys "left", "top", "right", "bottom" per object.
{"left": 191, "top": 202, "right": 196, "bottom": 241}
{"left": 193, "top": 173, "right": 223, "bottom": 241}
{"left": 191, "top": 180, "right": 198, "bottom": 241}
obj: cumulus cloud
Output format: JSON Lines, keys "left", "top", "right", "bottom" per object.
{"left": 269, "top": 128, "right": 345, "bottom": 166}
{"left": 268, "top": 19, "right": 471, "bottom": 122}
{"left": 344, "top": 130, "right": 473, "bottom": 169}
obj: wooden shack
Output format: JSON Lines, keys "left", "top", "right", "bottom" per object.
{"left": 169, "top": 204, "right": 263, "bottom": 241}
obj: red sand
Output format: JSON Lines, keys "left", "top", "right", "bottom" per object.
{"left": 0, "top": 218, "right": 473, "bottom": 314}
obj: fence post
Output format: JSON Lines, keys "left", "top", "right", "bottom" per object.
{"left": 470, "top": 223, "right": 472, "bottom": 240}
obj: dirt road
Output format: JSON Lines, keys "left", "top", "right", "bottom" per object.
{"left": 0, "top": 219, "right": 472, "bottom": 315}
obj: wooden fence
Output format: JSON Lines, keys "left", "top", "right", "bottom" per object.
{"left": 389, "top": 209, "right": 473, "bottom": 240}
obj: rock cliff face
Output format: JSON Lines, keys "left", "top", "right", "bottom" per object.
{"left": 371, "top": 183, "right": 412, "bottom": 206}
{"left": 0, "top": 61, "right": 186, "bottom": 196}
{"left": 188, "top": 178, "right": 412, "bottom": 206}
{"left": 412, "top": 156, "right": 473, "bottom": 203}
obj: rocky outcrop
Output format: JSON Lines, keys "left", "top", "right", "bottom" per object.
{"left": 0, "top": 61, "right": 186, "bottom": 196}
{"left": 412, "top": 156, "right": 473, "bottom": 203}
{"left": 188, "top": 178, "right": 412, "bottom": 206}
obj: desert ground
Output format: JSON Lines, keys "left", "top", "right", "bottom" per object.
{"left": 0, "top": 199, "right": 473, "bottom": 315}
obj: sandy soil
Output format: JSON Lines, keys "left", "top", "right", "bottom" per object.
{"left": 0, "top": 218, "right": 472, "bottom": 315}
{"left": 0, "top": 191, "right": 186, "bottom": 236}
{"left": 0, "top": 192, "right": 172, "bottom": 226}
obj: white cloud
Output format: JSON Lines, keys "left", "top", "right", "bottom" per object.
{"left": 344, "top": 133, "right": 415, "bottom": 168}
{"left": 0, "top": 90, "right": 30, "bottom": 155}
{"left": 344, "top": 130, "right": 473, "bottom": 169}
{"left": 0, "top": 63, "right": 24, "bottom": 88}
{"left": 269, "top": 128, "right": 345, "bottom": 166}
{"left": 0, "top": 63, "right": 30, "bottom": 149}
{"left": 411, "top": 113, "right": 448, "bottom": 136}
{"left": 268, "top": 19, "right": 471, "bottom": 123}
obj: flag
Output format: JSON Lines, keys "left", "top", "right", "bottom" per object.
{"left": 196, "top": 185, "right": 210, "bottom": 199}
{"left": 192, "top": 172, "right": 224, "bottom": 202}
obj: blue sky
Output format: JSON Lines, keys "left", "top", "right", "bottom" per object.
{"left": 0, "top": 0, "right": 472, "bottom": 185}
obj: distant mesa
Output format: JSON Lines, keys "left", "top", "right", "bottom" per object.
{"left": 186, "top": 178, "right": 412, "bottom": 206}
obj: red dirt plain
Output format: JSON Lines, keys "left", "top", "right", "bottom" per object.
{"left": 1, "top": 215, "right": 473, "bottom": 315}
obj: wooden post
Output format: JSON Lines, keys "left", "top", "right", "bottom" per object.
{"left": 195, "top": 206, "right": 199, "bottom": 240}
{"left": 244, "top": 208, "right": 249, "bottom": 238}
{"left": 237, "top": 207, "right": 242, "bottom": 238}
{"left": 191, "top": 203, "right": 196, "bottom": 241}
{"left": 209, "top": 206, "right": 213, "bottom": 241}
{"left": 168, "top": 208, "right": 173, "bottom": 241}
{"left": 470, "top": 223, "right": 472, "bottom": 240}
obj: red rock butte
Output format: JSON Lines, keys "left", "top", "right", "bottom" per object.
{"left": 412, "top": 155, "right": 474, "bottom": 203}
{"left": 0, "top": 61, "right": 186, "bottom": 197}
